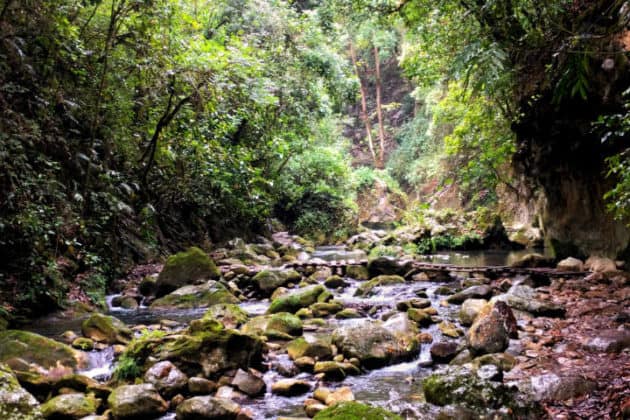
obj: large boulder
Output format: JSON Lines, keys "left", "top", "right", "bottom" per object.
{"left": 199, "top": 304, "right": 249, "bottom": 329}
{"left": 231, "top": 368, "right": 265, "bottom": 397}
{"left": 241, "top": 313, "right": 302, "bottom": 339}
{"left": 0, "top": 330, "right": 86, "bottom": 371}
{"left": 332, "top": 317, "right": 419, "bottom": 368}
{"left": 354, "top": 275, "right": 405, "bottom": 297}
{"left": 267, "top": 285, "right": 325, "bottom": 314}
{"left": 287, "top": 336, "right": 333, "bottom": 361}
{"left": 81, "top": 313, "right": 132, "bottom": 345}
{"left": 252, "top": 269, "right": 301, "bottom": 295}
{"left": 107, "top": 384, "right": 168, "bottom": 419}
{"left": 144, "top": 361, "right": 188, "bottom": 398}
{"left": 156, "top": 247, "right": 220, "bottom": 297}
{"left": 467, "top": 301, "right": 517, "bottom": 356}
{"left": 367, "top": 257, "right": 414, "bottom": 277}
{"left": 40, "top": 392, "right": 98, "bottom": 419}
{"left": 176, "top": 396, "right": 240, "bottom": 420}
{"left": 150, "top": 280, "right": 238, "bottom": 310}
{"left": 0, "top": 363, "right": 42, "bottom": 419}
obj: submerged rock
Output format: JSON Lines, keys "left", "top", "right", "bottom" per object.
{"left": 176, "top": 396, "right": 240, "bottom": 420}
{"left": 271, "top": 379, "right": 311, "bottom": 396}
{"left": 0, "top": 363, "right": 42, "bottom": 420}
{"left": 287, "top": 336, "right": 333, "bottom": 361}
{"left": 150, "top": 280, "right": 238, "bottom": 310}
{"left": 108, "top": 384, "right": 168, "bottom": 419}
{"left": 156, "top": 247, "right": 220, "bottom": 297}
{"left": 231, "top": 368, "right": 265, "bottom": 397}
{"left": 81, "top": 313, "right": 132, "bottom": 345}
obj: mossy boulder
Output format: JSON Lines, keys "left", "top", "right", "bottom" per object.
{"left": 267, "top": 285, "right": 325, "bottom": 314}
{"left": 459, "top": 299, "right": 488, "bottom": 326}
{"left": 324, "top": 275, "right": 348, "bottom": 289}
{"left": 71, "top": 337, "right": 94, "bottom": 351}
{"left": 40, "top": 392, "right": 98, "bottom": 419}
{"left": 313, "top": 402, "right": 401, "bottom": 420}
{"left": 310, "top": 301, "right": 344, "bottom": 317}
{"left": 199, "top": 304, "right": 249, "bottom": 329}
{"left": 241, "top": 313, "right": 303, "bottom": 338}
{"left": 345, "top": 265, "right": 369, "bottom": 280}
{"left": 313, "top": 361, "right": 361, "bottom": 380}
{"left": 335, "top": 308, "right": 362, "bottom": 319}
{"left": 156, "top": 247, "right": 220, "bottom": 297}
{"left": 354, "top": 275, "right": 405, "bottom": 297}
{"left": 287, "top": 336, "right": 333, "bottom": 361}
{"left": 0, "top": 330, "right": 87, "bottom": 371}
{"left": 150, "top": 280, "right": 238, "bottom": 310}
{"left": 0, "top": 363, "right": 42, "bottom": 420}
{"left": 253, "top": 269, "right": 301, "bottom": 295}
{"left": 81, "top": 313, "right": 132, "bottom": 345}
{"left": 107, "top": 384, "right": 168, "bottom": 419}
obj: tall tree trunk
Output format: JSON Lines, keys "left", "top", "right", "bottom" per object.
{"left": 349, "top": 39, "right": 377, "bottom": 167}
{"left": 373, "top": 45, "right": 385, "bottom": 168}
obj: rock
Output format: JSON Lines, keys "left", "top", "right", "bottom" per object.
{"left": 332, "top": 318, "right": 419, "bottom": 368}
{"left": 313, "top": 402, "right": 401, "bottom": 420}
{"left": 396, "top": 298, "right": 431, "bottom": 311}
{"left": 324, "top": 275, "right": 348, "bottom": 289}
{"left": 476, "top": 364, "right": 502, "bottom": 382}
{"left": 345, "top": 265, "right": 369, "bottom": 280}
{"left": 556, "top": 257, "right": 584, "bottom": 272}
{"left": 438, "top": 321, "right": 462, "bottom": 338}
{"left": 271, "top": 379, "right": 311, "bottom": 396}
{"left": 323, "top": 386, "right": 354, "bottom": 406}
{"left": 0, "top": 363, "right": 42, "bottom": 419}
{"left": 139, "top": 276, "right": 158, "bottom": 296}
{"left": 585, "top": 256, "right": 617, "bottom": 273}
{"left": 156, "top": 247, "right": 220, "bottom": 297}
{"left": 200, "top": 304, "right": 249, "bottom": 329}
{"left": 231, "top": 369, "right": 265, "bottom": 397}
{"left": 430, "top": 342, "right": 460, "bottom": 364}
{"left": 304, "top": 399, "right": 327, "bottom": 417}
{"left": 492, "top": 285, "right": 565, "bottom": 317}
{"left": 459, "top": 299, "right": 487, "bottom": 326}
{"left": 582, "top": 329, "right": 630, "bottom": 353}
{"left": 188, "top": 377, "right": 217, "bottom": 395}
{"left": 309, "top": 301, "right": 344, "bottom": 318}
{"left": 40, "top": 392, "right": 97, "bottom": 419}
{"left": 510, "top": 253, "right": 553, "bottom": 268}
{"left": 467, "top": 301, "right": 517, "bottom": 356}
{"left": 313, "top": 361, "right": 360, "bottom": 380}
{"left": 472, "top": 353, "right": 516, "bottom": 372}
{"left": 354, "top": 275, "right": 405, "bottom": 297}
{"left": 108, "top": 384, "right": 168, "bottom": 419}
{"left": 150, "top": 280, "right": 238, "bottom": 309}
{"left": 526, "top": 373, "right": 596, "bottom": 401}
{"left": 335, "top": 308, "right": 362, "bottom": 319}
{"left": 176, "top": 396, "right": 240, "bottom": 420}
{"left": 253, "top": 269, "right": 301, "bottom": 295}
{"left": 367, "top": 257, "right": 414, "bottom": 278}
{"left": 446, "top": 285, "right": 493, "bottom": 304}
{"left": 407, "top": 308, "right": 432, "bottom": 325}
{"left": 81, "top": 314, "right": 132, "bottom": 345}
{"left": 287, "top": 336, "right": 332, "bottom": 361}
{"left": 294, "top": 357, "right": 315, "bottom": 372}
{"left": 267, "top": 285, "right": 325, "bottom": 314}
{"left": 144, "top": 361, "right": 188, "bottom": 398}
{"left": 241, "top": 313, "right": 302, "bottom": 338}
{"left": 0, "top": 330, "right": 86, "bottom": 371}
{"left": 72, "top": 337, "right": 94, "bottom": 351}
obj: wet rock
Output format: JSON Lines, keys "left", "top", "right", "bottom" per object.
{"left": 367, "top": 257, "right": 414, "bottom": 278}
{"left": 459, "top": 299, "right": 487, "bottom": 326}
{"left": 313, "top": 361, "right": 360, "bottom": 380}
{"left": 108, "top": 384, "right": 168, "bottom": 419}
{"left": 448, "top": 349, "right": 472, "bottom": 365}
{"left": 407, "top": 308, "right": 432, "bottom": 326}
{"left": 313, "top": 402, "right": 401, "bottom": 420}
{"left": 144, "top": 361, "right": 188, "bottom": 398}
{"left": 324, "top": 275, "right": 348, "bottom": 289}
{"left": 332, "top": 318, "right": 419, "bottom": 368}
{"left": 156, "top": 247, "right": 220, "bottom": 297}
{"left": 0, "top": 330, "right": 87, "bottom": 372}
{"left": 526, "top": 373, "right": 597, "bottom": 401}
{"left": 582, "top": 329, "right": 630, "bottom": 353}
{"left": 0, "top": 363, "right": 42, "bottom": 419}
{"left": 139, "top": 276, "right": 158, "bottom": 297}
{"left": 271, "top": 379, "right": 311, "bottom": 396}
{"left": 71, "top": 337, "right": 94, "bottom": 351}
{"left": 323, "top": 386, "right": 354, "bottom": 406}
{"left": 430, "top": 342, "right": 460, "bottom": 363}
{"left": 446, "top": 285, "right": 493, "bottom": 304}
{"left": 396, "top": 298, "right": 431, "bottom": 311}
{"left": 310, "top": 301, "right": 344, "bottom": 318}
{"left": 467, "top": 301, "right": 517, "bottom": 356}
{"left": 510, "top": 253, "right": 553, "bottom": 268}
{"left": 81, "top": 314, "right": 132, "bottom": 345}
{"left": 253, "top": 269, "right": 301, "bottom": 295}
{"left": 438, "top": 321, "right": 462, "bottom": 338}
{"left": 231, "top": 369, "right": 265, "bottom": 397}
{"left": 345, "top": 265, "right": 369, "bottom": 280}
{"left": 472, "top": 353, "right": 516, "bottom": 372}
{"left": 150, "top": 280, "right": 238, "bottom": 310}
{"left": 242, "top": 313, "right": 303, "bottom": 338}
{"left": 287, "top": 336, "right": 333, "bottom": 361}
{"left": 267, "top": 285, "right": 325, "bottom": 314}
{"left": 188, "top": 377, "right": 217, "bottom": 395}
{"left": 492, "top": 285, "right": 565, "bottom": 318}
{"left": 40, "top": 392, "right": 97, "bottom": 419}
{"left": 335, "top": 308, "right": 362, "bottom": 319}
{"left": 176, "top": 396, "right": 240, "bottom": 420}
{"left": 354, "top": 275, "right": 405, "bottom": 297}
{"left": 201, "top": 304, "right": 249, "bottom": 329}
{"left": 556, "top": 257, "right": 584, "bottom": 272}
{"left": 585, "top": 256, "right": 617, "bottom": 273}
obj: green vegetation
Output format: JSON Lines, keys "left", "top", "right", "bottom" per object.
{"left": 313, "top": 401, "right": 402, "bottom": 420}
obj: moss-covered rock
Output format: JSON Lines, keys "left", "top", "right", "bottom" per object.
{"left": 313, "top": 402, "right": 401, "bottom": 420}
{"left": 0, "top": 330, "right": 87, "bottom": 371}
{"left": 345, "top": 265, "right": 369, "bottom": 280}
{"left": 267, "top": 285, "right": 325, "bottom": 314}
{"left": 0, "top": 363, "right": 42, "bottom": 420}
{"left": 313, "top": 361, "right": 360, "bottom": 380}
{"left": 241, "top": 313, "right": 303, "bottom": 338}
{"left": 354, "top": 275, "right": 405, "bottom": 297}
{"left": 40, "top": 392, "right": 98, "bottom": 419}
{"left": 71, "top": 337, "right": 94, "bottom": 351}
{"left": 81, "top": 313, "right": 132, "bottom": 345}
{"left": 107, "top": 384, "right": 168, "bottom": 419}
{"left": 287, "top": 336, "right": 333, "bottom": 360}
{"left": 253, "top": 269, "right": 301, "bottom": 295}
{"left": 335, "top": 308, "right": 362, "bottom": 319}
{"left": 310, "top": 301, "right": 344, "bottom": 317}
{"left": 156, "top": 247, "right": 220, "bottom": 297}
{"left": 199, "top": 304, "right": 249, "bottom": 329}
{"left": 150, "top": 280, "right": 238, "bottom": 310}
{"left": 324, "top": 275, "right": 348, "bottom": 289}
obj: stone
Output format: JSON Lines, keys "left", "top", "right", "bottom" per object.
{"left": 582, "top": 329, "right": 630, "bottom": 353}
{"left": 467, "top": 301, "right": 517, "bottom": 356}
{"left": 253, "top": 269, "right": 301, "bottom": 295}
{"left": 151, "top": 280, "right": 238, "bottom": 310}
{"left": 476, "top": 364, "right": 502, "bottom": 382}
{"left": 156, "top": 247, "right": 220, "bottom": 297}
{"left": 527, "top": 373, "right": 597, "bottom": 401}
{"left": 430, "top": 342, "right": 459, "bottom": 364}
{"left": 310, "top": 301, "right": 344, "bottom": 317}
{"left": 0, "top": 363, "right": 42, "bottom": 419}
{"left": 459, "top": 299, "right": 487, "bottom": 326}
{"left": 144, "top": 361, "right": 188, "bottom": 398}
{"left": 323, "top": 386, "right": 354, "bottom": 406}
{"left": 176, "top": 396, "right": 240, "bottom": 420}
{"left": 472, "top": 353, "right": 516, "bottom": 372}
{"left": 345, "top": 265, "right": 369, "bottom": 280}
{"left": 188, "top": 377, "right": 217, "bottom": 395}
{"left": 556, "top": 257, "right": 584, "bottom": 272}
{"left": 407, "top": 308, "right": 432, "bottom": 326}
{"left": 396, "top": 298, "right": 431, "bottom": 311}
{"left": 231, "top": 369, "right": 265, "bottom": 397}
{"left": 139, "top": 276, "right": 157, "bottom": 296}
{"left": 201, "top": 304, "right": 249, "bottom": 329}
{"left": 446, "top": 285, "right": 493, "bottom": 304}
{"left": 40, "top": 392, "right": 97, "bottom": 419}
{"left": 313, "top": 361, "right": 360, "bottom": 380}
{"left": 0, "top": 330, "right": 86, "bottom": 372}
{"left": 71, "top": 337, "right": 94, "bottom": 351}
{"left": 324, "top": 275, "right": 348, "bottom": 289}
{"left": 335, "top": 308, "right": 362, "bottom": 319}
{"left": 585, "top": 256, "right": 617, "bottom": 273}
{"left": 107, "top": 384, "right": 168, "bottom": 419}
{"left": 313, "top": 387, "right": 331, "bottom": 403}
{"left": 354, "top": 275, "right": 405, "bottom": 297}
{"left": 81, "top": 314, "right": 132, "bottom": 345}
{"left": 241, "top": 313, "right": 302, "bottom": 338}
{"left": 294, "top": 357, "right": 315, "bottom": 371}
{"left": 438, "top": 321, "right": 462, "bottom": 338}
{"left": 304, "top": 400, "right": 327, "bottom": 417}
{"left": 313, "top": 402, "right": 401, "bottom": 420}
{"left": 266, "top": 285, "right": 325, "bottom": 314}
{"left": 271, "top": 379, "right": 311, "bottom": 396}
{"left": 510, "top": 253, "right": 553, "bottom": 268}
{"left": 287, "top": 336, "right": 332, "bottom": 360}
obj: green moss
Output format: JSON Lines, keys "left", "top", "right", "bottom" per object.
{"left": 355, "top": 275, "right": 405, "bottom": 297}
{"left": 0, "top": 330, "right": 86, "bottom": 370}
{"left": 81, "top": 313, "right": 132, "bottom": 344}
{"left": 267, "top": 285, "right": 325, "bottom": 314}
{"left": 150, "top": 281, "right": 238, "bottom": 309}
{"left": 40, "top": 392, "right": 97, "bottom": 418}
{"left": 266, "top": 313, "right": 303, "bottom": 337}
{"left": 156, "top": 247, "right": 220, "bottom": 296}
{"left": 72, "top": 337, "right": 94, "bottom": 351}
{"left": 287, "top": 336, "right": 332, "bottom": 360}
{"left": 0, "top": 363, "right": 42, "bottom": 420}
{"left": 313, "top": 402, "right": 402, "bottom": 420}
{"left": 200, "top": 304, "right": 249, "bottom": 328}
